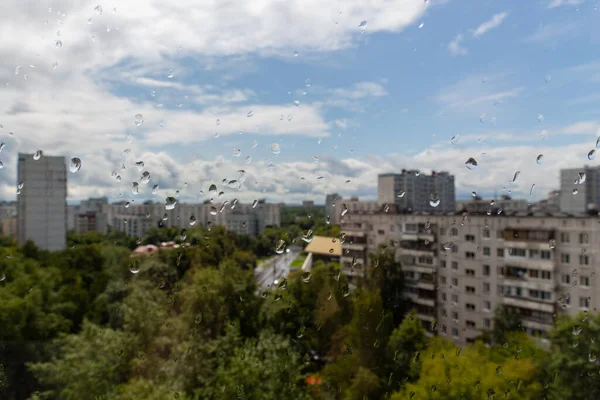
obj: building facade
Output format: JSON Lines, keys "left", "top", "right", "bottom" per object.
{"left": 378, "top": 170, "right": 456, "bottom": 214}
{"left": 456, "top": 197, "right": 529, "bottom": 214}
{"left": 17, "top": 153, "right": 67, "bottom": 251}
{"left": 559, "top": 166, "right": 600, "bottom": 214}
{"left": 340, "top": 209, "right": 599, "bottom": 345}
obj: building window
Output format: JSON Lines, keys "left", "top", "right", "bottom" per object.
{"left": 561, "top": 253, "right": 570, "bottom": 264}
{"left": 442, "top": 293, "right": 447, "bottom": 301}
{"left": 441, "top": 260, "right": 447, "bottom": 268}
{"left": 529, "top": 269, "right": 539, "bottom": 278}
{"left": 497, "top": 248, "right": 504, "bottom": 257}
{"left": 465, "top": 234, "right": 475, "bottom": 242}
{"left": 465, "top": 252, "right": 475, "bottom": 259}
{"left": 452, "top": 327, "right": 459, "bottom": 337}
{"left": 579, "top": 254, "right": 590, "bottom": 265}
{"left": 466, "top": 269, "right": 475, "bottom": 277}
{"left": 483, "top": 301, "right": 491, "bottom": 311}
{"left": 580, "top": 233, "right": 589, "bottom": 244}
{"left": 509, "top": 248, "right": 526, "bottom": 257}
{"left": 483, "top": 247, "right": 490, "bottom": 256}
{"left": 541, "top": 271, "right": 551, "bottom": 280}
{"left": 378, "top": 229, "right": 385, "bottom": 235}
{"left": 451, "top": 228, "right": 458, "bottom": 236}
{"left": 483, "top": 228, "right": 490, "bottom": 238}
{"left": 452, "top": 245, "right": 458, "bottom": 253}
{"left": 497, "top": 266, "right": 504, "bottom": 276}
{"left": 496, "top": 230, "right": 504, "bottom": 239}
{"left": 483, "top": 282, "right": 490, "bottom": 293}
{"left": 466, "top": 320, "right": 476, "bottom": 329}
{"left": 452, "top": 311, "right": 458, "bottom": 320}
{"left": 561, "top": 274, "right": 571, "bottom": 284}
{"left": 451, "top": 294, "right": 459, "bottom": 302}
{"left": 440, "top": 228, "right": 446, "bottom": 235}
{"left": 466, "top": 303, "right": 476, "bottom": 311}
{"left": 440, "top": 276, "right": 447, "bottom": 284}
{"left": 451, "top": 278, "right": 458, "bottom": 286}
{"left": 561, "top": 232, "right": 570, "bottom": 243}
{"left": 466, "top": 286, "right": 476, "bottom": 294}
{"left": 580, "top": 297, "right": 590, "bottom": 308}
{"left": 483, "top": 265, "right": 490, "bottom": 276}
{"left": 581, "top": 276, "right": 590, "bottom": 287}
{"left": 484, "top": 318, "right": 491, "bottom": 329}
{"left": 452, "top": 261, "right": 458, "bottom": 270}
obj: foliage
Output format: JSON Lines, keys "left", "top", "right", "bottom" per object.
{"left": 393, "top": 335, "right": 544, "bottom": 400}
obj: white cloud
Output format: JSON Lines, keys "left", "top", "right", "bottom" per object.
{"left": 330, "top": 81, "right": 388, "bottom": 99}
{"left": 559, "top": 121, "right": 600, "bottom": 135}
{"left": 524, "top": 22, "right": 578, "bottom": 43}
{"left": 547, "top": 0, "right": 584, "bottom": 8}
{"left": 472, "top": 12, "right": 509, "bottom": 37}
{"left": 448, "top": 34, "right": 468, "bottom": 56}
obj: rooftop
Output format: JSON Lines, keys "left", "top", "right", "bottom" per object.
{"left": 304, "top": 236, "right": 342, "bottom": 257}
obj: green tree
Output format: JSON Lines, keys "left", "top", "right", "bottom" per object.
{"left": 393, "top": 336, "right": 543, "bottom": 400}
{"left": 368, "top": 249, "right": 406, "bottom": 326}
{"left": 490, "top": 305, "right": 523, "bottom": 345}
{"left": 545, "top": 312, "right": 600, "bottom": 400}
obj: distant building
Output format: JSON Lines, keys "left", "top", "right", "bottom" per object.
{"left": 534, "top": 191, "right": 560, "bottom": 213}
{"left": 325, "top": 193, "right": 339, "bottom": 221}
{"left": 378, "top": 170, "right": 456, "bottom": 214}
{"left": 302, "top": 200, "right": 315, "bottom": 207}
{"left": 559, "top": 166, "right": 600, "bottom": 214}
{"left": 331, "top": 197, "right": 380, "bottom": 225}
{"left": 75, "top": 211, "right": 108, "bottom": 235}
{"left": 226, "top": 210, "right": 259, "bottom": 236}
{"left": 17, "top": 153, "right": 67, "bottom": 251}
{"left": 456, "top": 196, "right": 529, "bottom": 214}
{"left": 1, "top": 217, "right": 17, "bottom": 237}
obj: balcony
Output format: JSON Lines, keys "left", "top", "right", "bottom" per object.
{"left": 521, "top": 316, "right": 553, "bottom": 331}
{"left": 402, "top": 231, "right": 435, "bottom": 243}
{"left": 417, "top": 312, "right": 436, "bottom": 322}
{"left": 413, "top": 296, "right": 435, "bottom": 307}
{"left": 503, "top": 240, "right": 555, "bottom": 250}
{"left": 343, "top": 242, "right": 367, "bottom": 251}
{"left": 400, "top": 247, "right": 436, "bottom": 258}
{"left": 504, "top": 255, "right": 554, "bottom": 271}
{"left": 502, "top": 296, "right": 554, "bottom": 313}
{"left": 403, "top": 264, "right": 435, "bottom": 274}
{"left": 341, "top": 255, "right": 365, "bottom": 266}
{"left": 502, "top": 277, "right": 555, "bottom": 291}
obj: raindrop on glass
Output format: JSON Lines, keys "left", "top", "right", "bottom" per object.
{"left": 33, "top": 151, "right": 42, "bottom": 160}
{"left": 548, "top": 239, "right": 556, "bottom": 249}
{"left": 165, "top": 196, "right": 177, "bottom": 210}
{"left": 69, "top": 157, "right": 81, "bottom": 173}
{"left": 233, "top": 148, "right": 241, "bottom": 157}
{"left": 94, "top": 5, "right": 103, "bottom": 15}
{"left": 536, "top": 154, "right": 544, "bottom": 165}
{"left": 152, "top": 184, "right": 159, "bottom": 195}
{"left": 134, "top": 114, "right": 143, "bottom": 126}
{"left": 450, "top": 135, "right": 459, "bottom": 145}
{"left": 140, "top": 171, "right": 150, "bottom": 184}
{"left": 131, "top": 182, "right": 139, "bottom": 195}
{"left": 271, "top": 143, "right": 281, "bottom": 155}
{"left": 465, "top": 158, "right": 478, "bottom": 170}
{"left": 429, "top": 193, "right": 440, "bottom": 208}
{"left": 247, "top": 110, "right": 253, "bottom": 118}
{"left": 588, "top": 150, "right": 596, "bottom": 161}
{"left": 537, "top": 114, "right": 544, "bottom": 122}
{"left": 55, "top": 40, "right": 62, "bottom": 48}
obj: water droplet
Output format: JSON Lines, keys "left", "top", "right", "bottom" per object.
{"left": 536, "top": 154, "right": 544, "bottom": 165}
{"left": 358, "top": 20, "right": 368, "bottom": 30}
{"left": 216, "top": 118, "right": 220, "bottom": 126}
{"left": 152, "top": 184, "right": 159, "bottom": 195}
{"left": 55, "top": 40, "right": 62, "bottom": 48}
{"left": 588, "top": 150, "right": 596, "bottom": 161}
{"left": 302, "top": 272, "right": 312, "bottom": 283}
{"left": 247, "top": 110, "right": 253, "bottom": 117}
{"left": 209, "top": 206, "right": 217, "bottom": 216}
{"left": 129, "top": 262, "right": 140, "bottom": 274}
{"left": 131, "top": 182, "right": 139, "bottom": 195}
{"left": 443, "top": 241, "right": 454, "bottom": 251}
{"left": 573, "top": 188, "right": 579, "bottom": 195}
{"left": 511, "top": 171, "right": 520, "bottom": 182}
{"left": 573, "top": 326, "right": 582, "bottom": 336}
{"left": 544, "top": 75, "right": 551, "bottom": 83}
{"left": 180, "top": 229, "right": 187, "bottom": 241}
{"left": 530, "top": 184, "right": 536, "bottom": 196}
{"left": 167, "top": 69, "right": 174, "bottom": 78}
{"left": 233, "top": 148, "right": 241, "bottom": 157}
{"left": 479, "top": 113, "right": 485, "bottom": 123}
{"left": 140, "top": 171, "right": 150, "bottom": 184}
{"left": 418, "top": 22, "right": 424, "bottom": 29}
{"left": 165, "top": 196, "right": 177, "bottom": 210}
{"left": 293, "top": 50, "right": 299, "bottom": 57}
{"left": 245, "top": 156, "right": 252, "bottom": 164}
{"left": 495, "top": 366, "right": 503, "bottom": 376}
{"left": 465, "top": 158, "right": 478, "bottom": 170}
{"left": 275, "top": 240, "right": 286, "bottom": 254}
{"left": 590, "top": 353, "right": 597, "bottom": 362}
{"left": 429, "top": 193, "right": 440, "bottom": 208}
{"left": 450, "top": 135, "right": 459, "bottom": 145}
{"left": 341, "top": 203, "right": 349, "bottom": 216}
{"left": 69, "top": 157, "right": 81, "bottom": 173}
{"left": 271, "top": 143, "right": 281, "bottom": 155}
{"left": 33, "top": 150, "right": 42, "bottom": 160}
{"left": 134, "top": 114, "right": 143, "bottom": 126}
{"left": 15, "top": 65, "right": 21, "bottom": 75}
{"left": 188, "top": 215, "right": 196, "bottom": 226}
{"left": 252, "top": 199, "right": 258, "bottom": 208}
{"left": 293, "top": 100, "right": 300, "bottom": 107}
{"left": 302, "top": 230, "right": 314, "bottom": 243}
{"left": 94, "top": 5, "right": 103, "bottom": 15}
{"left": 208, "top": 184, "right": 218, "bottom": 197}
{"left": 537, "top": 114, "right": 544, "bottom": 122}
{"left": 548, "top": 239, "right": 556, "bottom": 249}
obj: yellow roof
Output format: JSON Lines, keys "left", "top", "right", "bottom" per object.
{"left": 304, "top": 236, "right": 342, "bottom": 256}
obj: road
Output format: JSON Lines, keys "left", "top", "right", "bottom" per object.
{"left": 254, "top": 246, "right": 301, "bottom": 290}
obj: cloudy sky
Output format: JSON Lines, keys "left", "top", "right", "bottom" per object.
{"left": 2, "top": 0, "right": 600, "bottom": 206}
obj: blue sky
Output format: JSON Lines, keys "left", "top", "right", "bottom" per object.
{"left": 1, "top": 0, "right": 600, "bottom": 205}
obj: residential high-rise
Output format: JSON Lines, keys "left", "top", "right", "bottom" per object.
{"left": 325, "top": 193, "right": 339, "bottom": 221}
{"left": 17, "top": 153, "right": 67, "bottom": 251}
{"left": 378, "top": 170, "right": 456, "bottom": 214}
{"left": 559, "top": 166, "right": 600, "bottom": 214}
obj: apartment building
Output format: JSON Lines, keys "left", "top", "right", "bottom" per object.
{"left": 559, "top": 165, "right": 600, "bottom": 214}
{"left": 17, "top": 153, "right": 67, "bottom": 251}
{"left": 456, "top": 196, "right": 529, "bottom": 214}
{"left": 104, "top": 199, "right": 280, "bottom": 238}
{"left": 378, "top": 170, "right": 456, "bottom": 214}
{"left": 331, "top": 197, "right": 380, "bottom": 225}
{"left": 340, "top": 209, "right": 599, "bottom": 346}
